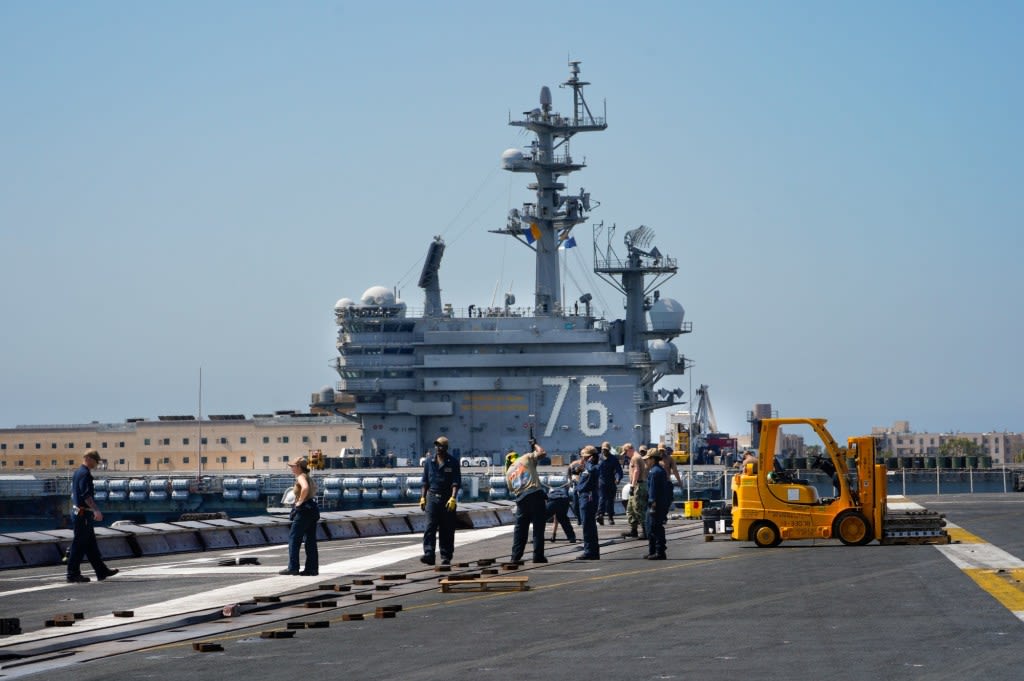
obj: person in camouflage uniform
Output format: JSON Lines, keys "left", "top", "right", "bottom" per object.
{"left": 623, "top": 443, "right": 649, "bottom": 539}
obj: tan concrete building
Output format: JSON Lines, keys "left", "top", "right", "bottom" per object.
{"left": 871, "top": 421, "right": 1023, "bottom": 466}
{"left": 0, "top": 413, "right": 362, "bottom": 473}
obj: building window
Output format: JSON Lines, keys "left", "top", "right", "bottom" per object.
{"left": 161, "top": 438, "right": 170, "bottom": 446}
{"left": 35, "top": 460, "right": 41, "bottom": 466}
{"left": 101, "top": 442, "right": 107, "bottom": 449}
{"left": 52, "top": 443, "right": 57, "bottom": 449}
{"left": 240, "top": 456, "right": 247, "bottom": 463}
{"left": 183, "top": 438, "right": 190, "bottom": 446}
{"left": 18, "top": 443, "right": 24, "bottom": 450}
{"left": 340, "top": 435, "right": 347, "bottom": 442}
{"left": 118, "top": 459, "right": 125, "bottom": 466}
{"left": 302, "top": 436, "right": 310, "bottom": 444}
{"left": 118, "top": 441, "right": 125, "bottom": 448}
{"left": 35, "top": 443, "right": 41, "bottom": 449}
{"left": 85, "top": 442, "right": 92, "bottom": 448}
{"left": 68, "top": 442, "right": 75, "bottom": 449}
{"left": 262, "top": 437, "right": 269, "bottom": 444}
{"left": 50, "top": 459, "right": 57, "bottom": 466}
{"left": 67, "top": 459, "right": 74, "bottom": 466}
{"left": 162, "top": 457, "right": 170, "bottom": 464}
{"left": 280, "top": 436, "right": 290, "bottom": 444}
{"left": 0, "top": 444, "right": 5, "bottom": 450}
{"left": 201, "top": 437, "right": 207, "bottom": 445}
{"left": 17, "top": 460, "right": 24, "bottom": 467}
{"left": 144, "top": 438, "right": 151, "bottom": 446}
{"left": 240, "top": 436, "right": 247, "bottom": 444}
{"left": 183, "top": 456, "right": 190, "bottom": 464}
{"left": 320, "top": 435, "right": 327, "bottom": 443}
{"left": 201, "top": 457, "right": 208, "bottom": 464}
{"left": 218, "top": 456, "right": 227, "bottom": 463}
{"left": 262, "top": 456, "right": 270, "bottom": 463}
{"left": 144, "top": 458, "right": 151, "bottom": 465}
{"left": 218, "top": 437, "right": 227, "bottom": 445}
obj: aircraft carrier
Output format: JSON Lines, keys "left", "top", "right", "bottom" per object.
{"left": 1, "top": 493, "right": 1022, "bottom": 681}
{"left": 313, "top": 61, "right": 691, "bottom": 461}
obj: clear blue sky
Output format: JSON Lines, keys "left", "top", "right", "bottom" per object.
{"left": 1, "top": 2, "right": 1020, "bottom": 441}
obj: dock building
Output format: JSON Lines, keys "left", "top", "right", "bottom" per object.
{"left": 0, "top": 412, "right": 361, "bottom": 473}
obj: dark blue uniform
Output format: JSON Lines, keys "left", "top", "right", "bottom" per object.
{"left": 545, "top": 484, "right": 577, "bottom": 542}
{"left": 575, "top": 457, "right": 600, "bottom": 559}
{"left": 67, "top": 463, "right": 114, "bottom": 580}
{"left": 421, "top": 453, "right": 462, "bottom": 563}
{"left": 286, "top": 501, "right": 319, "bottom": 574}
{"left": 597, "top": 451, "right": 623, "bottom": 523}
{"left": 645, "top": 460, "right": 673, "bottom": 559}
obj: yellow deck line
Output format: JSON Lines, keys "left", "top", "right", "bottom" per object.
{"left": 945, "top": 526, "right": 985, "bottom": 544}
{"left": 963, "top": 568, "right": 1024, "bottom": 613}
{"left": 936, "top": 523, "right": 1024, "bottom": 622}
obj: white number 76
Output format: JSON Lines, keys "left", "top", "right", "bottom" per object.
{"left": 542, "top": 376, "right": 609, "bottom": 438}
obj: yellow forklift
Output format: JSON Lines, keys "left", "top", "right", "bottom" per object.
{"left": 731, "top": 417, "right": 947, "bottom": 547}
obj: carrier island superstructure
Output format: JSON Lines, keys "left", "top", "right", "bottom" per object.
{"left": 314, "top": 62, "right": 691, "bottom": 461}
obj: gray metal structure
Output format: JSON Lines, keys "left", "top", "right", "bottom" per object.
{"left": 315, "top": 63, "right": 691, "bottom": 461}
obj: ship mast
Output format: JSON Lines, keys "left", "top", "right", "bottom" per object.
{"left": 499, "top": 60, "right": 606, "bottom": 316}
{"left": 594, "top": 224, "right": 679, "bottom": 353}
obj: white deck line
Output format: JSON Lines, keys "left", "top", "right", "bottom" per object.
{"left": 0, "top": 524, "right": 513, "bottom": 648}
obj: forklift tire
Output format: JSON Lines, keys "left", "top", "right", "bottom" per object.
{"left": 834, "top": 511, "right": 872, "bottom": 546}
{"left": 751, "top": 521, "right": 782, "bottom": 548}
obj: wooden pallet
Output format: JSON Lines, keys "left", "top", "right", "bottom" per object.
{"left": 439, "top": 576, "right": 529, "bottom": 593}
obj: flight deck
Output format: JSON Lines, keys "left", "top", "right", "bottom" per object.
{"left": 1, "top": 494, "right": 1022, "bottom": 681}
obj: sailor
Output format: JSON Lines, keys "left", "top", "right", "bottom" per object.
{"left": 566, "top": 457, "right": 584, "bottom": 524}
{"left": 644, "top": 448, "right": 672, "bottom": 560}
{"left": 419, "top": 436, "right": 462, "bottom": 566}
{"left": 279, "top": 456, "right": 319, "bottom": 576}
{"left": 596, "top": 441, "right": 623, "bottom": 525}
{"left": 623, "top": 443, "right": 649, "bottom": 539}
{"left": 661, "top": 444, "right": 683, "bottom": 487}
{"left": 545, "top": 478, "right": 577, "bottom": 543}
{"left": 736, "top": 449, "right": 758, "bottom": 474}
{"left": 66, "top": 450, "right": 119, "bottom": 583}
{"left": 507, "top": 440, "right": 549, "bottom": 563}
{"left": 574, "top": 445, "right": 600, "bottom": 560}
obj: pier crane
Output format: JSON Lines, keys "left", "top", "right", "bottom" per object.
{"left": 731, "top": 417, "right": 948, "bottom": 547}
{"left": 678, "top": 385, "right": 736, "bottom": 464}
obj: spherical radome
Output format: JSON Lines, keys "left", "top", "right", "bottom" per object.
{"left": 361, "top": 286, "right": 395, "bottom": 306}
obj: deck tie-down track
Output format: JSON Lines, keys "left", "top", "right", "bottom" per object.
{"left": 0, "top": 523, "right": 704, "bottom": 677}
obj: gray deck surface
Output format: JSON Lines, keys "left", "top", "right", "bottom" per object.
{"left": 1, "top": 493, "right": 1022, "bottom": 681}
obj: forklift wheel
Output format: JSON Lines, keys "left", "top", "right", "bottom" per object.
{"left": 834, "top": 510, "right": 872, "bottom": 546}
{"left": 751, "top": 521, "right": 782, "bottom": 548}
